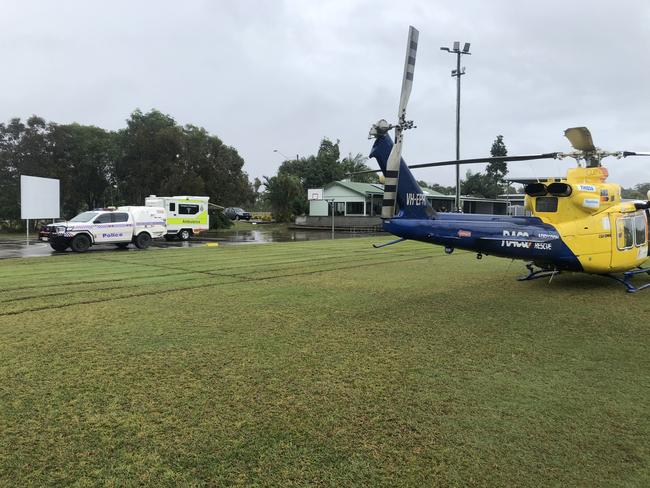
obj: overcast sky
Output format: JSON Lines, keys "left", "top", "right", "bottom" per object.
{"left": 3, "top": 0, "right": 650, "bottom": 187}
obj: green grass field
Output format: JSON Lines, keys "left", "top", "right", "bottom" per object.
{"left": 1, "top": 238, "right": 649, "bottom": 487}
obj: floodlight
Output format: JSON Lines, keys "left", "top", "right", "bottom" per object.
{"left": 440, "top": 39, "right": 474, "bottom": 213}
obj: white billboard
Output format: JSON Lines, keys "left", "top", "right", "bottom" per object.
{"left": 20, "top": 175, "right": 60, "bottom": 219}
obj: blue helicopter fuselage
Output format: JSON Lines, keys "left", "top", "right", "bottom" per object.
{"left": 370, "top": 133, "right": 583, "bottom": 271}
{"left": 383, "top": 213, "right": 583, "bottom": 271}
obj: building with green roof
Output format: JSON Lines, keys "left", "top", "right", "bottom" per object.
{"left": 300, "top": 181, "right": 516, "bottom": 232}
{"left": 308, "top": 181, "right": 457, "bottom": 217}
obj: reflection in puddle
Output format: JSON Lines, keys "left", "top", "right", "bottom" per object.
{"left": 212, "top": 226, "right": 368, "bottom": 244}
{"left": 206, "top": 223, "right": 384, "bottom": 245}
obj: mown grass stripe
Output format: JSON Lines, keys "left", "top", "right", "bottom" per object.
{"left": 0, "top": 252, "right": 438, "bottom": 316}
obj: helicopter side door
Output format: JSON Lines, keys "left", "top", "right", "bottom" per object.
{"left": 610, "top": 211, "right": 648, "bottom": 272}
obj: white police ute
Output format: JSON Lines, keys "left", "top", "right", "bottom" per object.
{"left": 45, "top": 206, "right": 166, "bottom": 252}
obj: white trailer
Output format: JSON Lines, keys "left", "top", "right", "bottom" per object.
{"left": 45, "top": 206, "right": 166, "bottom": 252}
{"left": 145, "top": 195, "right": 210, "bottom": 240}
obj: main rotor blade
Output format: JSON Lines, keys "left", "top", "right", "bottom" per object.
{"left": 407, "top": 153, "right": 560, "bottom": 170}
{"left": 397, "top": 26, "right": 419, "bottom": 121}
{"left": 348, "top": 153, "right": 560, "bottom": 176}
{"left": 623, "top": 151, "right": 650, "bottom": 157}
{"left": 382, "top": 26, "right": 419, "bottom": 219}
{"left": 564, "top": 127, "right": 595, "bottom": 152}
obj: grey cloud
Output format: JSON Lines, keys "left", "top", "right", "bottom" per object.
{"left": 2, "top": 0, "right": 649, "bottom": 187}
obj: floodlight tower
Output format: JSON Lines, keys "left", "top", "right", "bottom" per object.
{"left": 440, "top": 41, "right": 471, "bottom": 212}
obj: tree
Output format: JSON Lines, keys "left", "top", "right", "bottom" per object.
{"left": 274, "top": 137, "right": 348, "bottom": 215}
{"left": 115, "top": 109, "right": 186, "bottom": 204}
{"left": 0, "top": 110, "right": 256, "bottom": 227}
{"left": 461, "top": 170, "right": 501, "bottom": 199}
{"left": 0, "top": 117, "right": 120, "bottom": 224}
{"left": 49, "top": 123, "right": 119, "bottom": 215}
{"left": 622, "top": 183, "right": 650, "bottom": 200}
{"left": 278, "top": 138, "right": 345, "bottom": 190}
{"left": 263, "top": 174, "right": 304, "bottom": 222}
{"left": 116, "top": 110, "right": 255, "bottom": 208}
{"left": 341, "top": 153, "right": 379, "bottom": 183}
{"left": 486, "top": 135, "right": 508, "bottom": 186}
{"left": 460, "top": 135, "right": 510, "bottom": 199}
{"left": 417, "top": 180, "right": 455, "bottom": 195}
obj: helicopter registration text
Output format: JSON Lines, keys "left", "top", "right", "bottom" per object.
{"left": 406, "top": 193, "right": 427, "bottom": 206}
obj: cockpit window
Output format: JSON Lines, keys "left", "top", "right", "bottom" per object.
{"left": 635, "top": 213, "right": 647, "bottom": 246}
{"left": 535, "top": 197, "right": 558, "bottom": 213}
{"left": 617, "top": 217, "right": 634, "bottom": 250}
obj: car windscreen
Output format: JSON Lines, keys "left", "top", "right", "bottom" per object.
{"left": 70, "top": 211, "right": 99, "bottom": 222}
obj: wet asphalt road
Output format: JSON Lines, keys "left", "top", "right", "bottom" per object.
{"left": 0, "top": 237, "right": 210, "bottom": 259}
{"left": 0, "top": 226, "right": 382, "bottom": 259}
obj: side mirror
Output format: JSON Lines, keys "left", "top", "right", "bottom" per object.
{"left": 94, "top": 220, "right": 100, "bottom": 224}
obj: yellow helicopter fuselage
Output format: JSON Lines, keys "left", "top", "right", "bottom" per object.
{"left": 525, "top": 166, "right": 649, "bottom": 273}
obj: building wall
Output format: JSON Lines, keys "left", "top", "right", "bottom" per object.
{"left": 309, "top": 183, "right": 376, "bottom": 217}
{"left": 295, "top": 215, "right": 382, "bottom": 230}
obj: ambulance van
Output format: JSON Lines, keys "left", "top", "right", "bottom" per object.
{"left": 145, "top": 195, "right": 210, "bottom": 240}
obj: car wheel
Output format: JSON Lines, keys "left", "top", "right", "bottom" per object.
{"left": 50, "top": 239, "right": 68, "bottom": 252}
{"left": 70, "top": 234, "right": 91, "bottom": 252}
{"left": 115, "top": 242, "right": 129, "bottom": 249}
{"left": 134, "top": 232, "right": 152, "bottom": 249}
{"left": 234, "top": 216, "right": 240, "bottom": 221}
{"left": 178, "top": 229, "right": 191, "bottom": 241}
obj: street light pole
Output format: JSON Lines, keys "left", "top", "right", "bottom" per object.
{"left": 273, "top": 149, "right": 290, "bottom": 160}
{"left": 441, "top": 41, "right": 471, "bottom": 213}
{"left": 273, "top": 149, "right": 300, "bottom": 169}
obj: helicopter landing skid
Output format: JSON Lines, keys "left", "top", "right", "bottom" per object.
{"left": 518, "top": 263, "right": 560, "bottom": 281}
{"left": 600, "top": 267, "right": 650, "bottom": 293}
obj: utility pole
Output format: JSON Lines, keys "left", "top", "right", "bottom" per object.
{"left": 440, "top": 41, "right": 471, "bottom": 212}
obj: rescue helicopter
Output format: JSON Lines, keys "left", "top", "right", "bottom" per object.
{"left": 368, "top": 26, "right": 650, "bottom": 292}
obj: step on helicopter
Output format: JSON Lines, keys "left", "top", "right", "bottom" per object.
{"left": 368, "top": 26, "right": 650, "bottom": 292}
